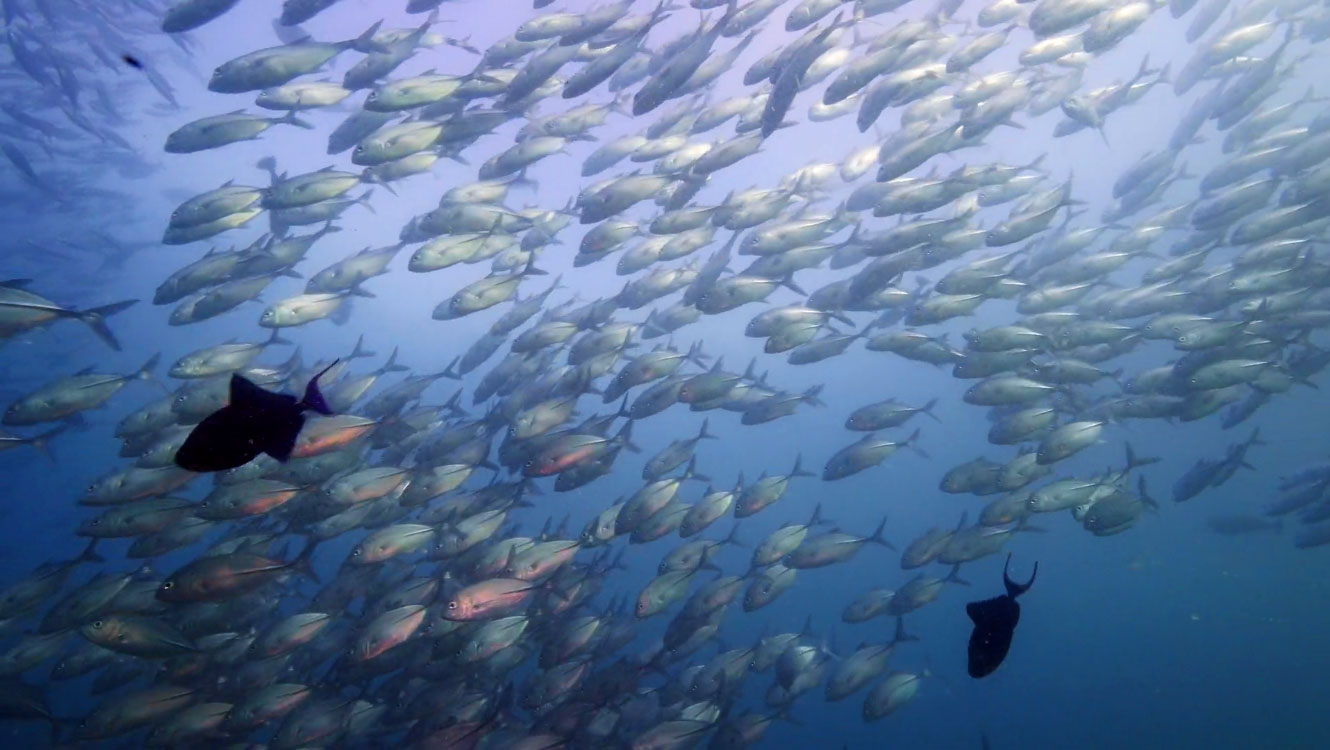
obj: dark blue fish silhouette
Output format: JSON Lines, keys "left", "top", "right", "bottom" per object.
{"left": 174, "top": 361, "right": 337, "bottom": 472}
{"left": 966, "top": 553, "right": 1037, "bottom": 678}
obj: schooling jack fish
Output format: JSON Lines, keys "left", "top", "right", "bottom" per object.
{"left": 966, "top": 553, "right": 1037, "bottom": 678}
{"left": 173, "top": 361, "right": 337, "bottom": 472}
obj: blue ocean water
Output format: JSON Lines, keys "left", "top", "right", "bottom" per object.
{"left": 1, "top": 0, "right": 1328, "bottom": 747}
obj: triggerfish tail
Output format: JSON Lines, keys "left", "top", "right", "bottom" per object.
{"left": 1002, "top": 553, "right": 1037, "bottom": 598}
{"left": 301, "top": 359, "right": 339, "bottom": 415}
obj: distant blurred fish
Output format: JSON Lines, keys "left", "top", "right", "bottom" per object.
{"left": 1206, "top": 515, "right": 1282, "bottom": 535}
{"left": 0, "top": 279, "right": 137, "bottom": 350}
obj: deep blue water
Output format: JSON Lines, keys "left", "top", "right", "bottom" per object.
{"left": 2, "top": 0, "right": 1329, "bottom": 747}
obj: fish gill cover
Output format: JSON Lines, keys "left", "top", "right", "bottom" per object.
{"left": 0, "top": 0, "right": 1328, "bottom": 746}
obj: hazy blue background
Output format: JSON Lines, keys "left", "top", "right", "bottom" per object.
{"left": 1, "top": 0, "right": 1328, "bottom": 747}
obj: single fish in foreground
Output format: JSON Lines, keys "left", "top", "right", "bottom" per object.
{"left": 966, "top": 553, "right": 1037, "bottom": 678}
{"left": 173, "top": 360, "right": 338, "bottom": 472}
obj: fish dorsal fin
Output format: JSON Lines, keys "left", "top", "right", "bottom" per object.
{"left": 229, "top": 374, "right": 269, "bottom": 408}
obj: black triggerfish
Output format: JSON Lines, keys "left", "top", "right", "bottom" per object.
{"left": 966, "top": 553, "right": 1037, "bottom": 678}
{"left": 174, "top": 360, "right": 338, "bottom": 472}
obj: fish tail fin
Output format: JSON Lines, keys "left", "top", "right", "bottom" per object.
{"left": 868, "top": 516, "right": 894, "bottom": 550}
{"left": 808, "top": 502, "right": 824, "bottom": 527}
{"left": 790, "top": 452, "right": 814, "bottom": 478}
{"left": 78, "top": 299, "right": 137, "bottom": 350}
{"left": 1124, "top": 442, "right": 1160, "bottom": 472}
{"left": 1138, "top": 476, "right": 1160, "bottom": 512}
{"left": 684, "top": 456, "right": 710, "bottom": 484}
{"left": 137, "top": 353, "right": 162, "bottom": 384}
{"left": 891, "top": 616, "right": 918, "bottom": 645}
{"left": 921, "top": 396, "right": 941, "bottom": 423}
{"left": 722, "top": 522, "right": 745, "bottom": 548}
{"left": 347, "top": 19, "right": 384, "bottom": 52}
{"left": 32, "top": 425, "right": 65, "bottom": 463}
{"left": 280, "top": 346, "right": 303, "bottom": 375}
{"left": 379, "top": 347, "right": 408, "bottom": 375}
{"left": 355, "top": 189, "right": 376, "bottom": 213}
{"left": 348, "top": 334, "right": 374, "bottom": 360}
{"left": 291, "top": 540, "right": 322, "bottom": 584}
{"left": 279, "top": 109, "right": 314, "bottom": 130}
{"left": 802, "top": 383, "right": 826, "bottom": 407}
{"left": 946, "top": 564, "right": 969, "bottom": 587}
{"left": 905, "top": 427, "right": 930, "bottom": 459}
{"left": 77, "top": 538, "right": 104, "bottom": 565}
{"left": 440, "top": 356, "right": 462, "bottom": 381}
{"left": 1247, "top": 427, "right": 1266, "bottom": 447}
{"left": 1002, "top": 553, "right": 1036, "bottom": 597}
{"left": 301, "top": 359, "right": 338, "bottom": 415}
{"left": 616, "top": 419, "right": 641, "bottom": 453}
{"left": 511, "top": 168, "right": 540, "bottom": 192}
{"left": 265, "top": 329, "right": 294, "bottom": 347}
{"left": 779, "top": 274, "right": 806, "bottom": 296}
{"left": 697, "top": 417, "right": 716, "bottom": 441}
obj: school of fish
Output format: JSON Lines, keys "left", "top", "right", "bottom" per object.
{"left": 2, "top": 0, "right": 1330, "bottom": 746}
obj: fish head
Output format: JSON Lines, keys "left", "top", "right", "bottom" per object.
{"left": 156, "top": 577, "right": 183, "bottom": 602}
{"left": 445, "top": 595, "right": 470, "bottom": 619}
{"left": 88, "top": 474, "right": 125, "bottom": 501}
{"left": 80, "top": 616, "right": 122, "bottom": 644}
{"left": 1, "top": 401, "right": 28, "bottom": 424}
{"left": 76, "top": 515, "right": 107, "bottom": 536}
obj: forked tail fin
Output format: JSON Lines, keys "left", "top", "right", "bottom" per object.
{"left": 301, "top": 359, "right": 339, "bottom": 415}
{"left": 1002, "top": 553, "right": 1037, "bottom": 598}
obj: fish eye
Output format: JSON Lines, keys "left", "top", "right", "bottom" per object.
{"left": 448, "top": 601, "right": 457, "bottom": 610}
{"left": 91, "top": 620, "right": 102, "bottom": 629}
{"left": 161, "top": 581, "right": 174, "bottom": 590}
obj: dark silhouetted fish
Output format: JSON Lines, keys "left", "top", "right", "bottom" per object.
{"left": 173, "top": 360, "right": 337, "bottom": 472}
{"left": 966, "top": 553, "right": 1036, "bottom": 678}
